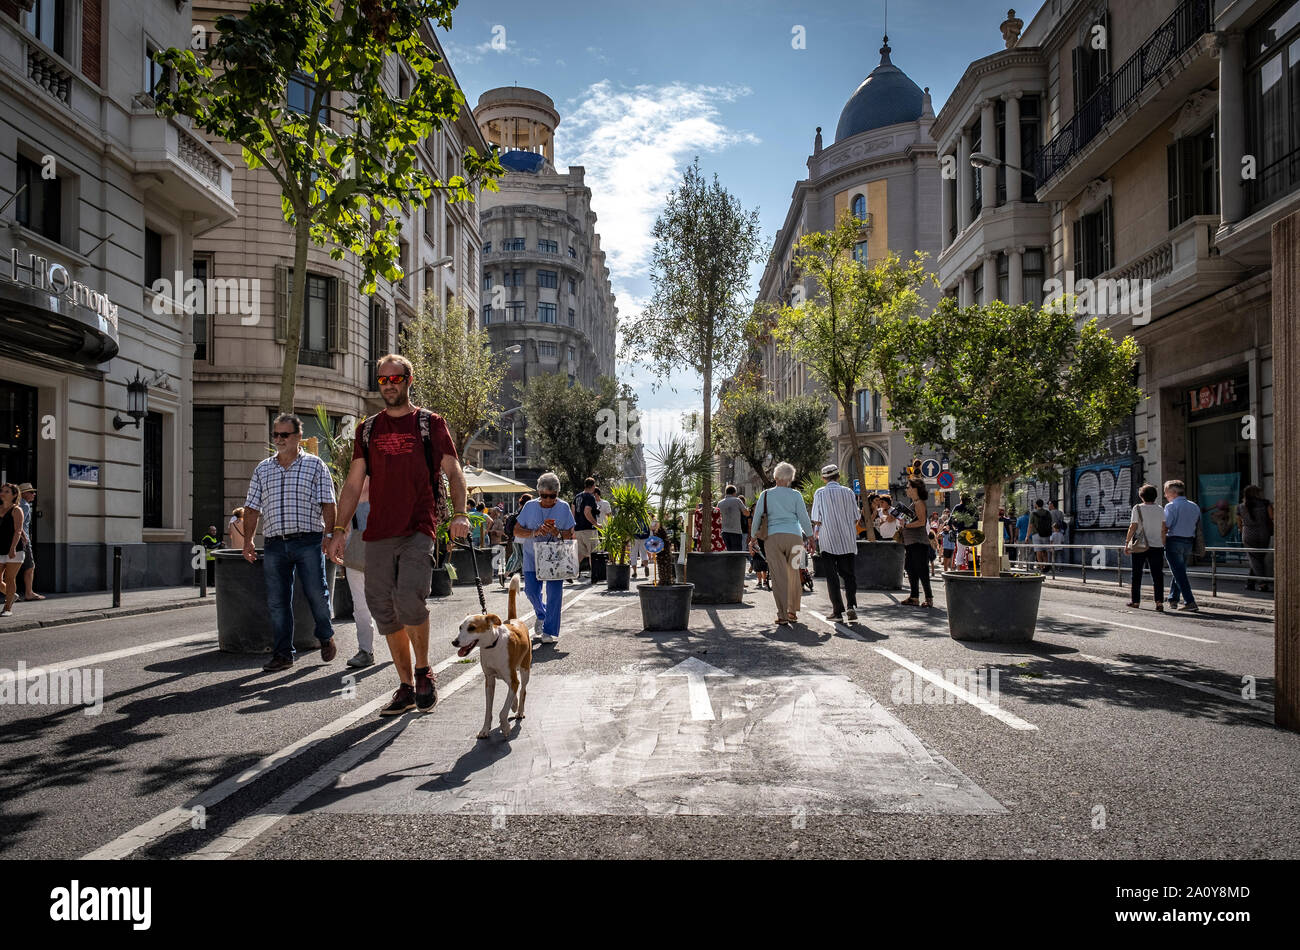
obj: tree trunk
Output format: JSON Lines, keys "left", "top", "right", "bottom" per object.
{"left": 842, "top": 395, "right": 863, "bottom": 485}
{"left": 700, "top": 360, "right": 713, "bottom": 547}
{"left": 278, "top": 219, "right": 310, "bottom": 415}
{"left": 981, "top": 481, "right": 1002, "bottom": 578}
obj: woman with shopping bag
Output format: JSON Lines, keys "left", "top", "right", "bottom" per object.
{"left": 749, "top": 461, "right": 812, "bottom": 626}
{"left": 513, "top": 472, "right": 576, "bottom": 644}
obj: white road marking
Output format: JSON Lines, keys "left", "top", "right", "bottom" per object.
{"left": 658, "top": 657, "right": 733, "bottom": 721}
{"left": 1062, "top": 613, "right": 1218, "bottom": 644}
{"left": 871, "top": 646, "right": 1039, "bottom": 731}
{"left": 0, "top": 632, "right": 214, "bottom": 684}
{"left": 1071, "top": 653, "right": 1272, "bottom": 714}
{"left": 82, "top": 585, "right": 596, "bottom": 860}
{"left": 587, "top": 603, "right": 631, "bottom": 622}
{"left": 185, "top": 664, "right": 487, "bottom": 859}
{"left": 809, "top": 610, "right": 869, "bottom": 641}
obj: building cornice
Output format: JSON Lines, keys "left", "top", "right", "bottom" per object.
{"left": 932, "top": 48, "right": 1048, "bottom": 145}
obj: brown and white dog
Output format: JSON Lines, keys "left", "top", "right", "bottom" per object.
{"left": 452, "top": 574, "right": 532, "bottom": 740}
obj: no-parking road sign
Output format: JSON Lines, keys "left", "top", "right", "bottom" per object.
{"left": 937, "top": 470, "right": 955, "bottom": 489}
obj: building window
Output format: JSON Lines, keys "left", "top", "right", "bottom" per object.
{"left": 22, "top": 0, "right": 67, "bottom": 58}
{"left": 971, "top": 263, "right": 983, "bottom": 305}
{"left": 946, "top": 173, "right": 958, "bottom": 244}
{"left": 144, "top": 228, "right": 164, "bottom": 288}
{"left": 567, "top": 277, "right": 576, "bottom": 294}
{"left": 567, "top": 307, "right": 576, "bottom": 326}
{"left": 483, "top": 241, "right": 492, "bottom": 254}
{"left": 143, "top": 411, "right": 163, "bottom": 529}
{"left": 538, "top": 238, "right": 558, "bottom": 253}
{"left": 851, "top": 193, "right": 866, "bottom": 219}
{"left": 193, "top": 257, "right": 210, "bottom": 362}
{"left": 483, "top": 307, "right": 493, "bottom": 325}
{"left": 1071, "top": 13, "right": 1110, "bottom": 114}
{"left": 502, "top": 237, "right": 526, "bottom": 251}
{"left": 15, "top": 154, "right": 61, "bottom": 243}
{"left": 1021, "top": 247, "right": 1046, "bottom": 306}
{"left": 538, "top": 303, "right": 557, "bottom": 323}
{"left": 1167, "top": 124, "right": 1218, "bottom": 229}
{"left": 995, "top": 100, "right": 1007, "bottom": 205}
{"left": 287, "top": 72, "right": 328, "bottom": 123}
{"left": 1019, "top": 95, "right": 1040, "bottom": 203}
{"left": 503, "top": 269, "right": 524, "bottom": 287}
{"left": 568, "top": 245, "right": 577, "bottom": 258}
{"left": 970, "top": 121, "right": 983, "bottom": 219}
{"left": 539, "top": 341, "right": 557, "bottom": 356}
{"left": 398, "top": 239, "right": 410, "bottom": 296}
{"left": 482, "top": 271, "right": 493, "bottom": 291}
{"left": 445, "top": 221, "right": 456, "bottom": 271}
{"left": 398, "top": 67, "right": 411, "bottom": 99}
{"left": 852, "top": 241, "right": 868, "bottom": 263}
{"left": 301, "top": 274, "right": 332, "bottom": 366}
{"left": 368, "top": 300, "right": 389, "bottom": 390}
{"left": 1244, "top": 0, "right": 1300, "bottom": 212}
{"left": 538, "top": 270, "right": 558, "bottom": 289}
{"left": 568, "top": 374, "right": 576, "bottom": 386}
{"left": 1073, "top": 197, "right": 1113, "bottom": 280}
{"left": 145, "top": 40, "right": 173, "bottom": 98}
{"left": 424, "top": 204, "right": 436, "bottom": 240}
{"left": 506, "top": 301, "right": 525, "bottom": 321}
{"left": 996, "top": 251, "right": 1009, "bottom": 301}
{"left": 567, "top": 345, "right": 576, "bottom": 362}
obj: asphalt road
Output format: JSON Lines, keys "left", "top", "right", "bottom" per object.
{"left": 0, "top": 573, "right": 1293, "bottom": 860}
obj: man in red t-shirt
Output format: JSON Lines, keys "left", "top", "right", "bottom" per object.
{"left": 328, "top": 354, "right": 470, "bottom": 716}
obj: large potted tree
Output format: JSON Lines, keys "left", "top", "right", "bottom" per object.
{"left": 873, "top": 298, "right": 1140, "bottom": 642}
{"left": 638, "top": 462, "right": 695, "bottom": 631}
{"left": 620, "top": 160, "right": 762, "bottom": 604}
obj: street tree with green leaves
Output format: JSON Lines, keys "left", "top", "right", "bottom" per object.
{"left": 517, "top": 375, "right": 633, "bottom": 492}
{"left": 765, "top": 213, "right": 931, "bottom": 481}
{"left": 398, "top": 294, "right": 508, "bottom": 457}
{"left": 619, "top": 159, "right": 764, "bottom": 522}
{"left": 152, "top": 0, "right": 502, "bottom": 413}
{"left": 871, "top": 298, "right": 1141, "bottom": 576}
{"left": 714, "top": 382, "right": 832, "bottom": 489}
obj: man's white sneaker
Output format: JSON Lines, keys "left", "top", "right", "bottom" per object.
{"left": 0, "top": 608, "right": 11, "bottom": 617}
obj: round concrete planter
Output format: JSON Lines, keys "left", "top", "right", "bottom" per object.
{"left": 637, "top": 583, "right": 693, "bottom": 631}
{"left": 448, "top": 546, "right": 493, "bottom": 586}
{"left": 606, "top": 562, "right": 631, "bottom": 591}
{"left": 684, "top": 551, "right": 748, "bottom": 604}
{"left": 855, "top": 540, "right": 905, "bottom": 590}
{"left": 942, "top": 571, "right": 1045, "bottom": 642}
{"left": 429, "top": 565, "right": 453, "bottom": 598}
{"left": 214, "top": 550, "right": 337, "bottom": 653}
{"left": 591, "top": 550, "right": 609, "bottom": 582}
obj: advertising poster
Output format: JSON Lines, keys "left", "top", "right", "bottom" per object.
{"left": 1198, "top": 473, "right": 1241, "bottom": 551}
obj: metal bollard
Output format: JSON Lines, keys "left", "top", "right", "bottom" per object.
{"left": 199, "top": 563, "right": 208, "bottom": 598}
{"left": 112, "top": 546, "right": 122, "bottom": 608}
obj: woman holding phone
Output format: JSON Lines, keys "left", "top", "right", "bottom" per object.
{"left": 513, "top": 472, "right": 576, "bottom": 644}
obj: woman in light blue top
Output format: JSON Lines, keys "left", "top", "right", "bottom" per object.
{"left": 749, "top": 461, "right": 813, "bottom": 625}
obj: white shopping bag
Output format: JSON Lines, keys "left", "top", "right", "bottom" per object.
{"left": 534, "top": 538, "right": 579, "bottom": 580}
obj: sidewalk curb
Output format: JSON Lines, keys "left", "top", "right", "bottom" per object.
{"left": 1033, "top": 577, "right": 1275, "bottom": 619}
{"left": 0, "top": 597, "right": 216, "bottom": 634}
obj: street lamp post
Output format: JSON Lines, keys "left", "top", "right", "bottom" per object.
{"left": 969, "top": 151, "right": 1038, "bottom": 183}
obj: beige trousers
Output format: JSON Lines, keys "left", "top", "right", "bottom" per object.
{"left": 766, "top": 532, "right": 803, "bottom": 619}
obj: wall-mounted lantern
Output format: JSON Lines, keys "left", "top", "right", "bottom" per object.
{"left": 112, "top": 369, "right": 149, "bottom": 430}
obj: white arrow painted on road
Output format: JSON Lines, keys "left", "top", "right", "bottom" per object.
{"left": 658, "top": 657, "right": 734, "bottom": 721}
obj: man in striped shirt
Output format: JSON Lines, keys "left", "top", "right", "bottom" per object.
{"left": 242, "top": 413, "right": 338, "bottom": 672}
{"left": 811, "top": 463, "right": 861, "bottom": 621}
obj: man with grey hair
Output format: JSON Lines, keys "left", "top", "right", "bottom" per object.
{"left": 242, "top": 412, "right": 338, "bottom": 672}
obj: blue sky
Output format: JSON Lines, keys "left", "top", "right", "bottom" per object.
{"left": 437, "top": 0, "right": 1040, "bottom": 447}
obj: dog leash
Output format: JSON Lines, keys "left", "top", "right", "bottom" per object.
{"left": 453, "top": 537, "right": 488, "bottom": 613}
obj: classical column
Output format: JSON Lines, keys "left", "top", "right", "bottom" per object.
{"left": 960, "top": 270, "right": 974, "bottom": 307}
{"left": 980, "top": 99, "right": 997, "bottom": 211}
{"left": 940, "top": 151, "right": 953, "bottom": 246}
{"left": 1005, "top": 92, "right": 1022, "bottom": 204}
{"left": 982, "top": 253, "right": 998, "bottom": 304}
{"left": 957, "top": 129, "right": 972, "bottom": 230}
{"left": 1274, "top": 209, "right": 1300, "bottom": 731}
{"left": 1008, "top": 245, "right": 1024, "bottom": 304}
{"left": 1219, "top": 32, "right": 1246, "bottom": 224}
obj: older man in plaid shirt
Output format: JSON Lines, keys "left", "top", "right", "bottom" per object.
{"left": 241, "top": 413, "right": 338, "bottom": 672}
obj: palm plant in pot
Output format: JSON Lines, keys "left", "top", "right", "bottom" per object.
{"left": 872, "top": 298, "right": 1140, "bottom": 642}
{"left": 637, "top": 463, "right": 696, "bottom": 632}
{"left": 600, "top": 482, "right": 650, "bottom": 591}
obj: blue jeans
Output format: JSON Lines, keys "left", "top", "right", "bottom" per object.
{"left": 1164, "top": 537, "right": 1196, "bottom": 607}
{"left": 523, "top": 570, "right": 563, "bottom": 639}
{"left": 263, "top": 533, "right": 334, "bottom": 658}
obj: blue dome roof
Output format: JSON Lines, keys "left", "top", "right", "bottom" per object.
{"left": 834, "top": 39, "right": 925, "bottom": 143}
{"left": 500, "top": 150, "right": 546, "bottom": 173}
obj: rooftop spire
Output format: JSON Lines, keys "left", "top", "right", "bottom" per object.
{"left": 879, "top": 35, "right": 893, "bottom": 66}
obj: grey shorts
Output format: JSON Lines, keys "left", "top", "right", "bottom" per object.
{"left": 363, "top": 533, "right": 433, "bottom": 636}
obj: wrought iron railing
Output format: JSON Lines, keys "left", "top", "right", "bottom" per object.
{"left": 1246, "top": 145, "right": 1300, "bottom": 214}
{"left": 1036, "top": 0, "right": 1212, "bottom": 185}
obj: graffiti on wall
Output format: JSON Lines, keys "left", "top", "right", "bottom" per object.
{"left": 1073, "top": 463, "right": 1134, "bottom": 529}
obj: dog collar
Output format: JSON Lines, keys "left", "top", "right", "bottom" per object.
{"left": 484, "top": 632, "right": 501, "bottom": 650}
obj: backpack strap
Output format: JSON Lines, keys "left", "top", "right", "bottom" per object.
{"left": 416, "top": 408, "right": 447, "bottom": 526}
{"left": 359, "top": 414, "right": 377, "bottom": 468}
